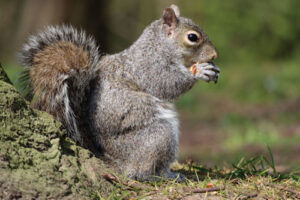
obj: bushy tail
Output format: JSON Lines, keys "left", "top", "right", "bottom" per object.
{"left": 19, "top": 25, "right": 101, "bottom": 148}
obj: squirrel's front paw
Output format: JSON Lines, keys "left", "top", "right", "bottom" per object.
{"left": 189, "top": 62, "right": 220, "bottom": 83}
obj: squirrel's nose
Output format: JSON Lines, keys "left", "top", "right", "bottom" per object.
{"left": 210, "top": 50, "right": 218, "bottom": 60}
{"left": 200, "top": 43, "right": 218, "bottom": 62}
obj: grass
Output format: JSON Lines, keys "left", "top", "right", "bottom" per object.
{"left": 222, "top": 126, "right": 300, "bottom": 151}
{"left": 93, "top": 149, "right": 300, "bottom": 199}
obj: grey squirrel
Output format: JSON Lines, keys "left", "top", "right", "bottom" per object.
{"left": 19, "top": 5, "right": 220, "bottom": 181}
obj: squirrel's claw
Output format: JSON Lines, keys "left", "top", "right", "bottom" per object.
{"left": 191, "top": 62, "right": 220, "bottom": 83}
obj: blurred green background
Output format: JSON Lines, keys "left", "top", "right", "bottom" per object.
{"left": 1, "top": 0, "right": 299, "bottom": 171}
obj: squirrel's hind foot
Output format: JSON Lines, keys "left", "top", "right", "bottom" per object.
{"left": 144, "top": 170, "right": 186, "bottom": 183}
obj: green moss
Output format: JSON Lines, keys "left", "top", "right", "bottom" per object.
{"left": 0, "top": 65, "right": 114, "bottom": 199}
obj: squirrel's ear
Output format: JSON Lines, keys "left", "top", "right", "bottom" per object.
{"left": 170, "top": 4, "right": 180, "bottom": 18}
{"left": 163, "top": 7, "right": 178, "bottom": 35}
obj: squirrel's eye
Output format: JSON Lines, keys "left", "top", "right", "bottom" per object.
{"left": 188, "top": 33, "right": 199, "bottom": 42}
{"left": 184, "top": 31, "right": 201, "bottom": 46}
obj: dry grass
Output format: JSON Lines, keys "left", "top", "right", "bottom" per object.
{"left": 95, "top": 156, "right": 300, "bottom": 200}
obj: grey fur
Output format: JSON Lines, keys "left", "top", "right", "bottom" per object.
{"left": 19, "top": 6, "right": 220, "bottom": 181}
{"left": 20, "top": 24, "right": 100, "bottom": 67}
{"left": 19, "top": 25, "right": 101, "bottom": 148}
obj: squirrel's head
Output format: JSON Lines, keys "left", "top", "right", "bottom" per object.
{"left": 124, "top": 5, "right": 219, "bottom": 100}
{"left": 162, "top": 5, "right": 218, "bottom": 68}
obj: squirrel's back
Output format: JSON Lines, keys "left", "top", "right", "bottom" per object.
{"left": 19, "top": 25, "right": 101, "bottom": 149}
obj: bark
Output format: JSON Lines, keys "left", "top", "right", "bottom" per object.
{"left": 0, "top": 64, "right": 114, "bottom": 199}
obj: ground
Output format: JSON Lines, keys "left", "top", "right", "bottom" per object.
{"left": 94, "top": 161, "right": 300, "bottom": 199}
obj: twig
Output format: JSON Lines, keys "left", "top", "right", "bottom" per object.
{"left": 191, "top": 186, "right": 225, "bottom": 193}
{"left": 102, "top": 172, "right": 153, "bottom": 190}
{"left": 238, "top": 193, "right": 258, "bottom": 200}
{"left": 268, "top": 183, "right": 300, "bottom": 199}
{"left": 102, "top": 172, "right": 118, "bottom": 184}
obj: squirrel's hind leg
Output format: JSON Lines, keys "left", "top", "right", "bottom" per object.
{"left": 105, "top": 120, "right": 180, "bottom": 182}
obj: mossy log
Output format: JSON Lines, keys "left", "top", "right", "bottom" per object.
{"left": 0, "top": 64, "right": 114, "bottom": 199}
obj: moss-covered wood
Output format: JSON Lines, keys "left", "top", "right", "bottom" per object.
{"left": 0, "top": 64, "right": 114, "bottom": 199}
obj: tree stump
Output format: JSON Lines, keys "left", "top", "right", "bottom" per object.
{"left": 0, "top": 64, "right": 114, "bottom": 199}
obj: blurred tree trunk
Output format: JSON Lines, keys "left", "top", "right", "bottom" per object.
{"left": 14, "top": 0, "right": 69, "bottom": 52}
{"left": 81, "top": 0, "right": 109, "bottom": 51}
{"left": 0, "top": 0, "right": 109, "bottom": 59}
{"left": 0, "top": 0, "right": 177, "bottom": 60}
